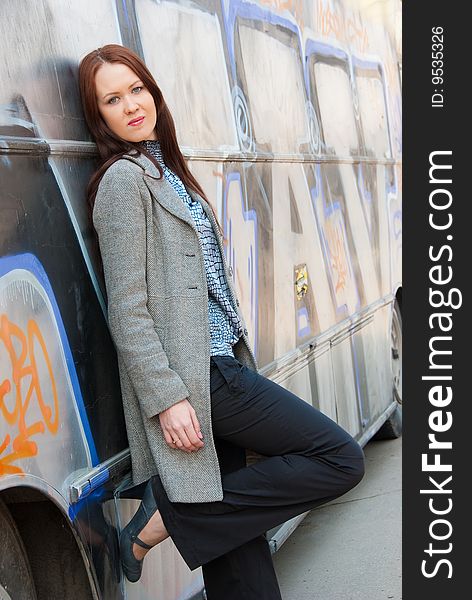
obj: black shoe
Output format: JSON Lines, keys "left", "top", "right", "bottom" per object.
{"left": 119, "top": 478, "right": 159, "bottom": 583}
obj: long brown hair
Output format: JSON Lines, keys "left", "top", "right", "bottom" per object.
{"left": 78, "top": 44, "right": 221, "bottom": 234}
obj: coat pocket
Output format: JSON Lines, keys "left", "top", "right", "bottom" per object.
{"left": 147, "top": 295, "right": 167, "bottom": 336}
{"left": 153, "top": 325, "right": 166, "bottom": 348}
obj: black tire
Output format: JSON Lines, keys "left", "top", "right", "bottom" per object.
{"left": 9, "top": 501, "right": 94, "bottom": 600}
{"left": 373, "top": 404, "right": 402, "bottom": 440}
{"left": 0, "top": 500, "right": 37, "bottom": 600}
{"left": 373, "top": 299, "right": 402, "bottom": 440}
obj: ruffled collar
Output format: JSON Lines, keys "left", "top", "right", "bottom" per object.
{"left": 138, "top": 138, "right": 164, "bottom": 165}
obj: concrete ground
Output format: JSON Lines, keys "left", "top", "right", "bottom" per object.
{"left": 272, "top": 437, "right": 402, "bottom": 600}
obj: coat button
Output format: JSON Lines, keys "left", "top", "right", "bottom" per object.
{"left": 228, "top": 265, "right": 233, "bottom": 276}
{"left": 243, "top": 328, "right": 248, "bottom": 336}
{"left": 236, "top": 299, "right": 240, "bottom": 307}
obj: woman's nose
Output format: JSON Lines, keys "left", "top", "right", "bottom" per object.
{"left": 123, "top": 95, "right": 139, "bottom": 113}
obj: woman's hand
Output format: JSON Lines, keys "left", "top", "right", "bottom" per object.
{"left": 158, "top": 398, "right": 205, "bottom": 452}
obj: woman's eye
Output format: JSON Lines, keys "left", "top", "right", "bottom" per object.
{"left": 107, "top": 87, "right": 142, "bottom": 104}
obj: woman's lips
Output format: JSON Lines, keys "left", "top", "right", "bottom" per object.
{"left": 128, "top": 116, "right": 145, "bottom": 126}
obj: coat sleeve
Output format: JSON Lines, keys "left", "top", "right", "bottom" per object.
{"left": 93, "top": 163, "right": 190, "bottom": 418}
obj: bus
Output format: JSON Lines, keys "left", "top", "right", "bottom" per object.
{"left": 0, "top": 0, "right": 402, "bottom": 598}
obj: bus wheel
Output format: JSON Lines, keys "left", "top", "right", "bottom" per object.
{"left": 0, "top": 500, "right": 37, "bottom": 600}
{"left": 374, "top": 299, "right": 402, "bottom": 440}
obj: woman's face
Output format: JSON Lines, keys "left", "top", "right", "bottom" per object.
{"left": 95, "top": 62, "right": 158, "bottom": 142}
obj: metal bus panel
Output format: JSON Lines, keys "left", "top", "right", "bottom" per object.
{"left": 136, "top": 0, "right": 240, "bottom": 152}
{"left": 0, "top": 0, "right": 122, "bottom": 141}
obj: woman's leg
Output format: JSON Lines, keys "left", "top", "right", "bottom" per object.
{"left": 201, "top": 437, "right": 283, "bottom": 600}
{"left": 152, "top": 355, "right": 365, "bottom": 573}
{"left": 202, "top": 534, "right": 282, "bottom": 600}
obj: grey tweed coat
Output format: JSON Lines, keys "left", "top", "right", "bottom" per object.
{"left": 93, "top": 151, "right": 258, "bottom": 502}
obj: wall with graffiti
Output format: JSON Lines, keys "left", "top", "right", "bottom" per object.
{"left": 0, "top": 1, "right": 401, "bottom": 598}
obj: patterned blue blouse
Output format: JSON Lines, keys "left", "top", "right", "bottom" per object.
{"left": 139, "top": 139, "right": 243, "bottom": 357}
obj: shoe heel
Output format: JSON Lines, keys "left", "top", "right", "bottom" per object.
{"left": 119, "top": 479, "right": 159, "bottom": 583}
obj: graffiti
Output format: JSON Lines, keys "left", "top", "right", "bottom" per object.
{"left": 314, "top": 0, "right": 369, "bottom": 53}
{"left": 224, "top": 172, "right": 259, "bottom": 353}
{"left": 0, "top": 1, "right": 401, "bottom": 596}
{"left": 314, "top": 182, "right": 360, "bottom": 317}
{"left": 324, "top": 217, "right": 349, "bottom": 293}
{"left": 244, "top": 0, "right": 370, "bottom": 52}
{"left": 0, "top": 313, "right": 59, "bottom": 476}
{"left": 259, "top": 0, "right": 305, "bottom": 28}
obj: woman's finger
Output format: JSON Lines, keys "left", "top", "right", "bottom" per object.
{"left": 158, "top": 399, "right": 201, "bottom": 451}
{"left": 162, "top": 427, "right": 177, "bottom": 447}
{"left": 163, "top": 429, "right": 182, "bottom": 450}
{"left": 169, "top": 435, "right": 193, "bottom": 452}
{"left": 183, "top": 424, "right": 204, "bottom": 450}
{"left": 174, "top": 427, "right": 198, "bottom": 451}
{"left": 190, "top": 410, "right": 204, "bottom": 441}
{"left": 166, "top": 423, "right": 194, "bottom": 451}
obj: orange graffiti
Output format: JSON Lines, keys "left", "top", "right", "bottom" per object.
{"left": 315, "top": 0, "right": 369, "bottom": 53}
{"left": 258, "top": 0, "right": 369, "bottom": 53}
{"left": 325, "top": 220, "right": 348, "bottom": 292}
{"left": 259, "top": 0, "right": 306, "bottom": 29}
{"left": 0, "top": 314, "right": 59, "bottom": 476}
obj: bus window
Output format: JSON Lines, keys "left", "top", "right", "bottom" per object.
{"left": 237, "top": 24, "right": 309, "bottom": 153}
{"left": 355, "top": 72, "right": 391, "bottom": 158}
{"left": 135, "top": 0, "right": 238, "bottom": 150}
{"left": 313, "top": 62, "right": 358, "bottom": 157}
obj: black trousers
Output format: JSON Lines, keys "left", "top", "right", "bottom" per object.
{"left": 151, "top": 355, "right": 365, "bottom": 600}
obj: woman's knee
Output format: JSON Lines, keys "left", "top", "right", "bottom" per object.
{"left": 339, "top": 439, "right": 365, "bottom": 488}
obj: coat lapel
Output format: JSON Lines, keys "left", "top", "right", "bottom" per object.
{"left": 122, "top": 151, "right": 196, "bottom": 232}
{"left": 122, "top": 150, "right": 224, "bottom": 242}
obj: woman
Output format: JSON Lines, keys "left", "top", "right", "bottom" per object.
{"left": 78, "top": 44, "right": 365, "bottom": 599}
